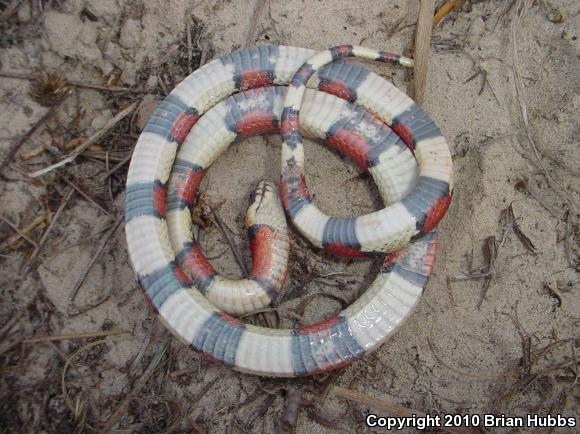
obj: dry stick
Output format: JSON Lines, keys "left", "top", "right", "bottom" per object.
{"left": 244, "top": 0, "right": 267, "bottom": 48}
{"left": 99, "top": 149, "right": 133, "bottom": 182}
{"left": 432, "top": 0, "right": 464, "bottom": 28}
{"left": 563, "top": 209, "right": 577, "bottom": 270}
{"left": 105, "top": 151, "right": 114, "bottom": 202}
{"left": 69, "top": 215, "right": 123, "bottom": 302}
{"left": 0, "top": 71, "right": 148, "bottom": 93}
{"left": 67, "top": 290, "right": 112, "bottom": 317}
{"left": 22, "top": 329, "right": 127, "bottom": 344}
{"left": 0, "top": 91, "right": 71, "bottom": 175}
{"left": 0, "top": 215, "right": 46, "bottom": 251}
{"left": 101, "top": 336, "right": 171, "bottom": 433}
{"left": 61, "top": 340, "right": 105, "bottom": 432}
{"left": 332, "top": 386, "right": 481, "bottom": 434}
{"left": 186, "top": 21, "right": 193, "bottom": 74}
{"left": 510, "top": 0, "right": 575, "bottom": 212}
{"left": 477, "top": 236, "right": 497, "bottom": 309}
{"left": 427, "top": 337, "right": 501, "bottom": 381}
{"left": 413, "top": 0, "right": 435, "bottom": 105}
{"left": 64, "top": 178, "right": 112, "bottom": 218}
{"left": 29, "top": 102, "right": 139, "bottom": 178}
{"left": 27, "top": 187, "right": 75, "bottom": 267}
{"left": 210, "top": 207, "right": 249, "bottom": 277}
{"left": 0, "top": 216, "right": 38, "bottom": 248}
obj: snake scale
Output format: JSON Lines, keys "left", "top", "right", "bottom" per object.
{"left": 125, "top": 45, "right": 453, "bottom": 377}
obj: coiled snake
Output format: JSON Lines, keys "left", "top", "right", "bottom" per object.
{"left": 125, "top": 45, "right": 453, "bottom": 377}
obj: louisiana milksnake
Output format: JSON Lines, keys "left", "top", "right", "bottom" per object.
{"left": 125, "top": 45, "right": 453, "bottom": 377}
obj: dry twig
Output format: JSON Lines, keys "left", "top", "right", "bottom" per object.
{"left": 0, "top": 90, "right": 71, "bottom": 176}
{"left": 29, "top": 102, "right": 139, "bottom": 177}
{"left": 27, "top": 187, "right": 75, "bottom": 267}
{"left": 0, "top": 71, "right": 148, "bottom": 93}
{"left": 22, "top": 329, "right": 127, "bottom": 343}
{"left": 244, "top": 0, "right": 267, "bottom": 48}
{"left": 210, "top": 205, "right": 249, "bottom": 277}
{"left": 510, "top": 0, "right": 576, "bottom": 212}
{"left": 0, "top": 215, "right": 46, "bottom": 251}
{"left": 563, "top": 209, "right": 578, "bottom": 271}
{"left": 61, "top": 340, "right": 106, "bottom": 432}
{"left": 101, "top": 336, "right": 171, "bottom": 432}
{"left": 98, "top": 150, "right": 133, "bottom": 182}
{"left": 0, "top": 216, "right": 38, "bottom": 248}
{"left": 499, "top": 203, "right": 536, "bottom": 254}
{"left": 69, "top": 215, "right": 123, "bottom": 302}
{"left": 432, "top": 0, "right": 464, "bottom": 28}
{"left": 413, "top": 0, "right": 435, "bottom": 104}
{"left": 541, "top": 282, "right": 562, "bottom": 312}
{"left": 64, "top": 178, "right": 112, "bottom": 217}
{"left": 478, "top": 236, "right": 497, "bottom": 308}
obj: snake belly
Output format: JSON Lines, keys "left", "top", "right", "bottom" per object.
{"left": 125, "top": 45, "right": 448, "bottom": 376}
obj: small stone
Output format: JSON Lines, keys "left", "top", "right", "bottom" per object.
{"left": 547, "top": 8, "right": 563, "bottom": 23}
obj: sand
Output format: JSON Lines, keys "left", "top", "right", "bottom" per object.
{"left": 0, "top": 0, "right": 578, "bottom": 432}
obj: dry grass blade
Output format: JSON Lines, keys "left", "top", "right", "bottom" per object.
{"left": 0, "top": 216, "right": 38, "bottom": 248}
{"left": 99, "top": 147, "right": 134, "bottom": 182}
{"left": 332, "top": 386, "right": 481, "bottom": 434}
{"left": 427, "top": 338, "right": 501, "bottom": 381}
{"left": 0, "top": 215, "right": 46, "bottom": 251}
{"left": 64, "top": 178, "right": 112, "bottom": 218}
{"left": 413, "top": 0, "right": 435, "bottom": 104}
{"left": 541, "top": 282, "right": 562, "bottom": 312}
{"left": 101, "top": 336, "right": 171, "bottom": 432}
{"left": 510, "top": 0, "right": 576, "bottom": 212}
{"left": 500, "top": 203, "right": 536, "bottom": 254}
{"left": 563, "top": 209, "right": 578, "bottom": 271}
{"left": 61, "top": 339, "right": 107, "bottom": 432}
{"left": 22, "top": 329, "right": 127, "bottom": 343}
{"left": 29, "top": 102, "right": 139, "bottom": 177}
{"left": 244, "top": 0, "right": 267, "bottom": 48}
{"left": 0, "top": 71, "right": 148, "bottom": 93}
{"left": 477, "top": 236, "right": 497, "bottom": 309}
{"left": 69, "top": 215, "right": 123, "bottom": 302}
{"left": 0, "top": 90, "right": 71, "bottom": 176}
{"left": 210, "top": 206, "right": 249, "bottom": 277}
{"left": 27, "top": 187, "right": 75, "bottom": 267}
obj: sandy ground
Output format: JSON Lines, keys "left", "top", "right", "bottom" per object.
{"left": 0, "top": 0, "right": 578, "bottom": 433}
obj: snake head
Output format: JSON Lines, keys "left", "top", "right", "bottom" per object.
{"left": 246, "top": 179, "right": 287, "bottom": 230}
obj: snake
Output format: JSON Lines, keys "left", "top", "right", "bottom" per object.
{"left": 125, "top": 45, "right": 453, "bottom": 377}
